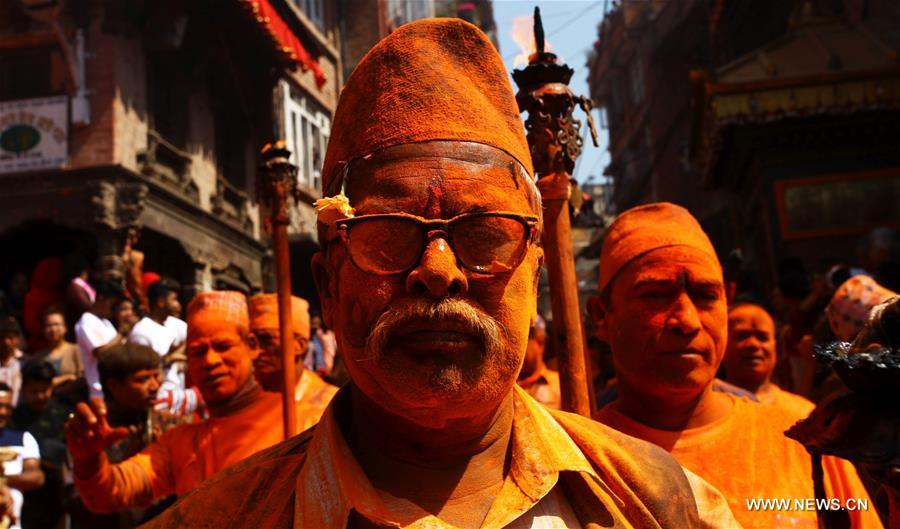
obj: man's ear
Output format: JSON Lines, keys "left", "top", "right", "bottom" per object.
{"left": 586, "top": 294, "right": 610, "bottom": 342}
{"left": 532, "top": 248, "right": 544, "bottom": 299}
{"left": 312, "top": 251, "right": 335, "bottom": 330}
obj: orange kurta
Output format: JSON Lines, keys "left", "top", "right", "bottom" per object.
{"left": 143, "top": 386, "right": 741, "bottom": 528}
{"left": 596, "top": 395, "right": 882, "bottom": 529}
{"left": 757, "top": 383, "right": 815, "bottom": 420}
{"left": 75, "top": 389, "right": 284, "bottom": 513}
{"left": 294, "top": 370, "right": 338, "bottom": 432}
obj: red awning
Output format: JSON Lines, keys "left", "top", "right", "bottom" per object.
{"left": 241, "top": 0, "right": 327, "bottom": 89}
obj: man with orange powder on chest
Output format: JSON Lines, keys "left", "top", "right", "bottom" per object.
{"left": 249, "top": 293, "right": 337, "bottom": 431}
{"left": 723, "top": 302, "right": 815, "bottom": 418}
{"left": 588, "top": 202, "right": 882, "bottom": 529}
{"left": 64, "top": 291, "right": 285, "bottom": 513}
{"left": 145, "top": 18, "right": 741, "bottom": 529}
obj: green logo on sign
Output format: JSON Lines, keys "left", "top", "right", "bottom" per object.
{"left": 1, "top": 124, "right": 41, "bottom": 153}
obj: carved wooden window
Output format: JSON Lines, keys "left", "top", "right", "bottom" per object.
{"left": 281, "top": 80, "right": 330, "bottom": 194}
{"left": 293, "top": 0, "right": 325, "bottom": 30}
{"left": 146, "top": 51, "right": 188, "bottom": 149}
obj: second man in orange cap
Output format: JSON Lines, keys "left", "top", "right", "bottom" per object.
{"left": 248, "top": 293, "right": 337, "bottom": 431}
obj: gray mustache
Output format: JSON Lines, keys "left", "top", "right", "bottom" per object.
{"left": 366, "top": 299, "right": 502, "bottom": 358}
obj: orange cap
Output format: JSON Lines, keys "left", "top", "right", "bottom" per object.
{"left": 248, "top": 293, "right": 310, "bottom": 339}
{"left": 826, "top": 275, "right": 897, "bottom": 342}
{"left": 186, "top": 291, "right": 249, "bottom": 333}
{"left": 599, "top": 202, "right": 720, "bottom": 293}
{"left": 321, "top": 18, "right": 532, "bottom": 195}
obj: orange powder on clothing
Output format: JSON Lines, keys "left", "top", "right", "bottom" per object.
{"left": 596, "top": 395, "right": 883, "bottom": 529}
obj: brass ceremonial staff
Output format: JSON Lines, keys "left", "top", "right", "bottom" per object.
{"left": 512, "top": 7, "right": 599, "bottom": 417}
{"left": 258, "top": 141, "right": 299, "bottom": 439}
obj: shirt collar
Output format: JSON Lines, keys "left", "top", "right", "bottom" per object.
{"left": 295, "top": 385, "right": 600, "bottom": 529}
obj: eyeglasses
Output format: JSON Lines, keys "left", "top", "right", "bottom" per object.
{"left": 336, "top": 211, "right": 539, "bottom": 275}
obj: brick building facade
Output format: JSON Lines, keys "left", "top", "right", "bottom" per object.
{"left": 0, "top": 0, "right": 342, "bottom": 305}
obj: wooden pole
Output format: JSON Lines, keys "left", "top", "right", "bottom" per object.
{"left": 259, "top": 142, "right": 299, "bottom": 439}
{"left": 540, "top": 174, "right": 592, "bottom": 416}
{"left": 512, "top": 7, "right": 600, "bottom": 417}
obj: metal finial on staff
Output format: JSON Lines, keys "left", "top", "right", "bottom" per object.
{"left": 534, "top": 6, "right": 545, "bottom": 55}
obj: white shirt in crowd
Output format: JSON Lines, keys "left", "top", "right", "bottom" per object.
{"left": 1, "top": 430, "right": 40, "bottom": 529}
{"left": 129, "top": 317, "right": 173, "bottom": 357}
{"left": 75, "top": 312, "right": 118, "bottom": 398}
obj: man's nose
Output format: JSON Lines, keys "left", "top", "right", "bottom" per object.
{"left": 200, "top": 349, "right": 224, "bottom": 369}
{"left": 405, "top": 237, "right": 468, "bottom": 298}
{"left": 666, "top": 293, "right": 702, "bottom": 336}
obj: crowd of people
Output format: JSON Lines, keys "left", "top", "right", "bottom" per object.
{"left": 0, "top": 264, "right": 341, "bottom": 528}
{"left": 0, "top": 16, "right": 897, "bottom": 529}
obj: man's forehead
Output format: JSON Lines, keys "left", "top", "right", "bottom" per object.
{"left": 188, "top": 319, "right": 243, "bottom": 340}
{"left": 346, "top": 145, "right": 534, "bottom": 215}
{"left": 728, "top": 306, "right": 773, "bottom": 326}
{"left": 627, "top": 247, "right": 723, "bottom": 284}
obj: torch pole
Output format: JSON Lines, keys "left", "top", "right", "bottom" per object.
{"left": 259, "top": 142, "right": 299, "bottom": 439}
{"left": 513, "top": 7, "right": 599, "bottom": 417}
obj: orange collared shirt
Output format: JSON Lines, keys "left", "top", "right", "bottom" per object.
{"left": 144, "top": 385, "right": 740, "bottom": 528}
{"left": 596, "top": 394, "right": 883, "bottom": 529}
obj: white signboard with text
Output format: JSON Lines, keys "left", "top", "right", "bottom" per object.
{"left": 0, "top": 96, "right": 68, "bottom": 174}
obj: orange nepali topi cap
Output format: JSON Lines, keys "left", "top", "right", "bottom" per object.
{"left": 248, "top": 293, "right": 311, "bottom": 339}
{"left": 321, "top": 18, "right": 532, "bottom": 195}
{"left": 186, "top": 291, "right": 249, "bottom": 332}
{"left": 826, "top": 275, "right": 897, "bottom": 342}
{"left": 599, "top": 202, "right": 720, "bottom": 293}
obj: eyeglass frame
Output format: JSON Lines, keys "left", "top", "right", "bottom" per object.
{"left": 335, "top": 211, "right": 541, "bottom": 276}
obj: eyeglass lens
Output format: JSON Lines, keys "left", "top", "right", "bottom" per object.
{"left": 346, "top": 215, "right": 529, "bottom": 275}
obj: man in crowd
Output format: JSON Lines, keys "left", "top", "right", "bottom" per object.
{"left": 74, "top": 281, "right": 129, "bottom": 400}
{"left": 0, "top": 382, "right": 44, "bottom": 529}
{"left": 0, "top": 317, "right": 23, "bottom": 405}
{"left": 12, "top": 361, "right": 68, "bottom": 529}
{"left": 64, "top": 291, "right": 284, "bottom": 513}
{"left": 128, "top": 280, "right": 185, "bottom": 358}
{"left": 723, "top": 302, "right": 814, "bottom": 417}
{"left": 128, "top": 280, "right": 198, "bottom": 417}
{"left": 588, "top": 202, "right": 881, "bottom": 528}
{"left": 146, "top": 19, "right": 738, "bottom": 528}
{"left": 516, "top": 320, "right": 561, "bottom": 409}
{"left": 69, "top": 342, "right": 170, "bottom": 528}
{"left": 248, "top": 294, "right": 337, "bottom": 431}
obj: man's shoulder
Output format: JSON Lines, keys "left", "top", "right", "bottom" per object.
{"left": 141, "top": 428, "right": 315, "bottom": 529}
{"left": 549, "top": 409, "right": 704, "bottom": 526}
{"left": 551, "top": 407, "right": 689, "bottom": 472}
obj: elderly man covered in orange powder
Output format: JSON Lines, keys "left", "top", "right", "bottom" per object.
{"left": 248, "top": 293, "right": 337, "bottom": 431}
{"left": 144, "top": 19, "right": 740, "bottom": 529}
{"left": 64, "top": 291, "right": 285, "bottom": 513}
{"left": 723, "top": 303, "right": 815, "bottom": 418}
{"left": 589, "top": 202, "right": 882, "bottom": 529}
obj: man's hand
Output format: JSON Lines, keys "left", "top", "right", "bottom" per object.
{"left": 64, "top": 398, "right": 131, "bottom": 461}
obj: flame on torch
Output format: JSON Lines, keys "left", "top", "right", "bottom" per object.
{"left": 511, "top": 15, "right": 559, "bottom": 67}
